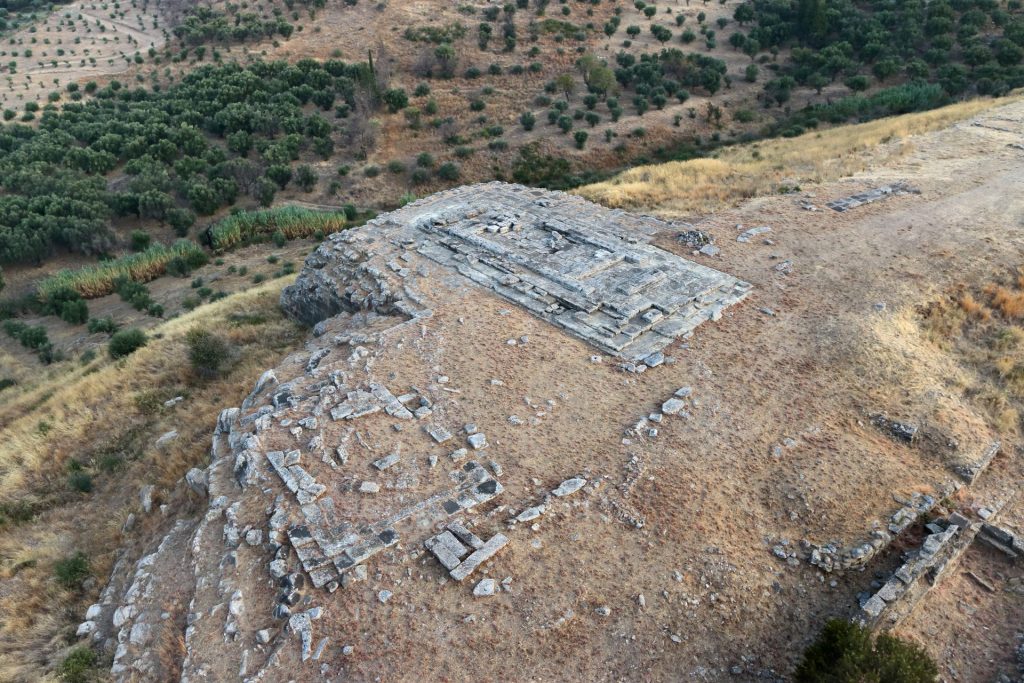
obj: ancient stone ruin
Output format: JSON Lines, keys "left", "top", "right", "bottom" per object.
{"left": 283, "top": 182, "right": 751, "bottom": 362}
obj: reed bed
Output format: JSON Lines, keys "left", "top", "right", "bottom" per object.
{"left": 208, "top": 206, "right": 347, "bottom": 251}
{"left": 37, "top": 240, "right": 207, "bottom": 302}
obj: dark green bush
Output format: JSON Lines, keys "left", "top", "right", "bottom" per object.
{"left": 795, "top": 619, "right": 938, "bottom": 683}
{"left": 108, "top": 328, "right": 147, "bottom": 358}
{"left": 58, "top": 646, "right": 97, "bottom": 683}
{"left": 437, "top": 162, "right": 461, "bottom": 181}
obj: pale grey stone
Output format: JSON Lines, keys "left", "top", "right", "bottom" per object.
{"left": 661, "top": 398, "right": 685, "bottom": 415}
{"left": 473, "top": 578, "right": 497, "bottom": 597}
{"left": 372, "top": 454, "right": 400, "bottom": 471}
{"left": 450, "top": 534, "right": 510, "bottom": 581}
{"left": 516, "top": 506, "right": 545, "bottom": 523}
{"left": 553, "top": 478, "right": 586, "bottom": 497}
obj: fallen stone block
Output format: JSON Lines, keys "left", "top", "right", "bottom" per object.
{"left": 552, "top": 477, "right": 586, "bottom": 497}
{"left": 446, "top": 520, "right": 484, "bottom": 549}
{"left": 425, "top": 531, "right": 470, "bottom": 571}
{"left": 450, "top": 534, "right": 509, "bottom": 581}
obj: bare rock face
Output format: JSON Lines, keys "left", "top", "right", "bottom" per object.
{"left": 280, "top": 241, "right": 405, "bottom": 327}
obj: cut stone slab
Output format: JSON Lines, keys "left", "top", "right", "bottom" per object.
{"left": 359, "top": 481, "right": 380, "bottom": 494}
{"left": 446, "top": 520, "right": 485, "bottom": 550}
{"left": 372, "top": 454, "right": 400, "bottom": 471}
{"left": 425, "top": 531, "right": 470, "bottom": 571}
{"left": 552, "top": 478, "right": 586, "bottom": 497}
{"left": 467, "top": 433, "right": 488, "bottom": 450}
{"left": 450, "top": 534, "right": 510, "bottom": 581}
{"left": 428, "top": 426, "right": 453, "bottom": 444}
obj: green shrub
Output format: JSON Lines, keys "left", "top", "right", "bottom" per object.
{"left": 87, "top": 317, "right": 119, "bottom": 334}
{"left": 109, "top": 328, "right": 147, "bottom": 359}
{"left": 795, "top": 619, "right": 938, "bottom": 683}
{"left": 68, "top": 469, "right": 93, "bottom": 497}
{"left": 54, "top": 551, "right": 90, "bottom": 588}
{"left": 58, "top": 646, "right": 97, "bottom": 683}
{"left": 59, "top": 299, "right": 89, "bottom": 325}
{"left": 130, "top": 230, "right": 152, "bottom": 252}
{"left": 437, "top": 162, "right": 460, "bottom": 181}
{"left": 185, "top": 328, "right": 231, "bottom": 377}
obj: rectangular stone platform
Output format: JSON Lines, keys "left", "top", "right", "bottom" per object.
{"left": 400, "top": 184, "right": 751, "bottom": 361}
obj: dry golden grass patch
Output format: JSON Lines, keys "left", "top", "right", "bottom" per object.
{"left": 576, "top": 96, "right": 1020, "bottom": 216}
{"left": 0, "top": 277, "right": 304, "bottom": 682}
{"left": 918, "top": 269, "right": 1024, "bottom": 434}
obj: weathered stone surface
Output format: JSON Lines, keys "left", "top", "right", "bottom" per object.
{"left": 185, "top": 468, "right": 208, "bottom": 497}
{"left": 552, "top": 478, "right": 586, "bottom": 497}
{"left": 450, "top": 534, "right": 510, "bottom": 581}
{"left": 372, "top": 454, "right": 400, "bottom": 471}
{"left": 826, "top": 183, "right": 919, "bottom": 212}
{"left": 473, "top": 578, "right": 497, "bottom": 597}
{"left": 446, "top": 520, "right": 484, "bottom": 550}
{"left": 661, "top": 398, "right": 685, "bottom": 415}
{"left": 515, "top": 505, "right": 545, "bottom": 523}
{"left": 282, "top": 183, "right": 750, "bottom": 361}
{"left": 425, "top": 531, "right": 470, "bottom": 571}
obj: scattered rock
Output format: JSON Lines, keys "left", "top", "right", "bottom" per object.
{"left": 473, "top": 578, "right": 497, "bottom": 597}
{"left": 737, "top": 226, "right": 771, "bottom": 243}
{"left": 185, "top": 468, "right": 208, "bottom": 497}
{"left": 552, "top": 477, "right": 586, "bottom": 497}
{"left": 155, "top": 430, "right": 179, "bottom": 449}
{"left": 139, "top": 485, "right": 155, "bottom": 513}
{"left": 661, "top": 398, "right": 685, "bottom": 415}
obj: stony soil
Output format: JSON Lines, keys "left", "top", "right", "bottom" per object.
{"left": 80, "top": 100, "right": 1024, "bottom": 682}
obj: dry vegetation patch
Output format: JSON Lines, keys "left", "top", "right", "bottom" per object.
{"left": 577, "top": 96, "right": 1019, "bottom": 216}
{"left": 918, "top": 268, "right": 1024, "bottom": 435}
{"left": 0, "top": 278, "right": 303, "bottom": 681}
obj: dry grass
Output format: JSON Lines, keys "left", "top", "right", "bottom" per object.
{"left": 0, "top": 277, "right": 304, "bottom": 682}
{"left": 918, "top": 269, "right": 1024, "bottom": 434}
{"left": 576, "top": 96, "right": 1020, "bottom": 216}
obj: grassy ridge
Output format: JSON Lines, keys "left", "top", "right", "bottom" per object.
{"left": 208, "top": 207, "right": 348, "bottom": 252}
{"left": 577, "top": 95, "right": 1016, "bottom": 215}
{"left": 36, "top": 241, "right": 207, "bottom": 302}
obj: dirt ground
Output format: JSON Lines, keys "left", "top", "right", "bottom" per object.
{"left": 147, "top": 100, "right": 1024, "bottom": 682}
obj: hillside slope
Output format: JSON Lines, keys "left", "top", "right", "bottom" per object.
{"left": 2, "top": 95, "right": 1019, "bottom": 682}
